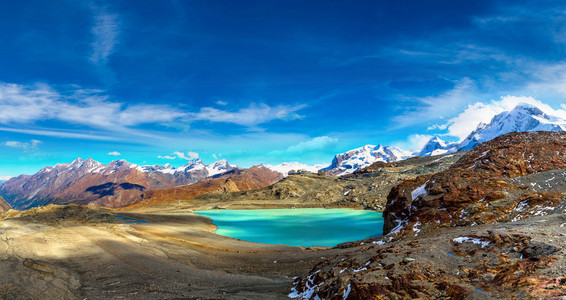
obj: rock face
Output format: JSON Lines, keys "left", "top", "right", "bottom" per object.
{"left": 129, "top": 166, "right": 284, "bottom": 207}
{"left": 0, "top": 158, "right": 236, "bottom": 209}
{"left": 384, "top": 131, "right": 566, "bottom": 237}
{"left": 290, "top": 213, "right": 566, "bottom": 299}
{"left": 0, "top": 195, "right": 11, "bottom": 212}
{"left": 323, "top": 144, "right": 413, "bottom": 176}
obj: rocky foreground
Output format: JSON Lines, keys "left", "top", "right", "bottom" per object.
{"left": 291, "top": 131, "right": 566, "bottom": 299}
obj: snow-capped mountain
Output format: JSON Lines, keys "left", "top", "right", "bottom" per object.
{"left": 264, "top": 162, "right": 329, "bottom": 176}
{"left": 457, "top": 103, "right": 566, "bottom": 151}
{"left": 418, "top": 137, "right": 458, "bottom": 157}
{"left": 205, "top": 159, "right": 235, "bottom": 177}
{"left": 0, "top": 157, "right": 237, "bottom": 210}
{"left": 323, "top": 144, "right": 413, "bottom": 176}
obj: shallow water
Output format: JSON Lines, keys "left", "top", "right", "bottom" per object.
{"left": 195, "top": 208, "right": 383, "bottom": 247}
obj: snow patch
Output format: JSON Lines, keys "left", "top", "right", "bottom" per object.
{"left": 453, "top": 237, "right": 490, "bottom": 248}
{"left": 411, "top": 182, "right": 428, "bottom": 201}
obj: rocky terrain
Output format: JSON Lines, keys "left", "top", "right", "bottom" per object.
{"left": 191, "top": 151, "right": 465, "bottom": 211}
{"left": 384, "top": 131, "right": 566, "bottom": 238}
{"left": 290, "top": 131, "right": 566, "bottom": 299}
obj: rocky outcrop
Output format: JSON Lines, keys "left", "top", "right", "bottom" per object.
{"left": 290, "top": 213, "right": 566, "bottom": 299}
{"left": 0, "top": 196, "right": 11, "bottom": 212}
{"left": 128, "top": 166, "right": 284, "bottom": 208}
{"left": 384, "top": 131, "right": 566, "bottom": 237}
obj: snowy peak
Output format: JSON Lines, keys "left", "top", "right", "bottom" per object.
{"left": 418, "top": 137, "right": 457, "bottom": 157}
{"left": 177, "top": 159, "right": 206, "bottom": 173}
{"left": 457, "top": 103, "right": 566, "bottom": 150}
{"left": 324, "top": 144, "right": 413, "bottom": 176}
{"left": 205, "top": 159, "right": 235, "bottom": 177}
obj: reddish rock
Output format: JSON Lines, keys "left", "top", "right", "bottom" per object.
{"left": 384, "top": 131, "right": 566, "bottom": 237}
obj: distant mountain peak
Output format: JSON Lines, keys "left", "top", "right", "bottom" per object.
{"left": 457, "top": 102, "right": 566, "bottom": 151}
{"left": 323, "top": 144, "right": 412, "bottom": 176}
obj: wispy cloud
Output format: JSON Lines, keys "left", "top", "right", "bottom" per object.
{"left": 393, "top": 78, "right": 477, "bottom": 128}
{"left": 391, "top": 134, "right": 434, "bottom": 152}
{"left": 90, "top": 10, "right": 119, "bottom": 65}
{"left": 158, "top": 151, "right": 199, "bottom": 160}
{"left": 0, "top": 82, "right": 184, "bottom": 131}
{"left": 270, "top": 136, "right": 339, "bottom": 155}
{"left": 3, "top": 139, "right": 42, "bottom": 152}
{"left": 107, "top": 151, "right": 121, "bottom": 156}
{"left": 0, "top": 127, "right": 119, "bottom": 141}
{"left": 189, "top": 103, "right": 306, "bottom": 127}
{"left": 0, "top": 82, "right": 306, "bottom": 142}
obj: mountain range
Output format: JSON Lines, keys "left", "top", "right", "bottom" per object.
{"left": 1, "top": 102, "right": 565, "bottom": 210}
{"left": 0, "top": 157, "right": 236, "bottom": 209}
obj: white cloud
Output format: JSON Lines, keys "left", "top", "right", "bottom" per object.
{"left": 0, "top": 126, "right": 119, "bottom": 141}
{"left": 159, "top": 151, "right": 199, "bottom": 160}
{"left": 216, "top": 100, "right": 228, "bottom": 106}
{"left": 393, "top": 78, "right": 477, "bottom": 128}
{"left": 0, "top": 176, "right": 12, "bottom": 181}
{"left": 0, "top": 83, "right": 185, "bottom": 131}
{"left": 435, "top": 96, "right": 566, "bottom": 140}
{"left": 392, "top": 134, "right": 434, "bottom": 151}
{"left": 3, "top": 139, "right": 42, "bottom": 152}
{"left": 0, "top": 83, "right": 306, "bottom": 137}
{"left": 158, "top": 155, "right": 176, "bottom": 160}
{"left": 190, "top": 103, "right": 306, "bottom": 127}
{"left": 107, "top": 151, "right": 121, "bottom": 156}
{"left": 270, "top": 136, "right": 339, "bottom": 155}
{"left": 286, "top": 136, "right": 338, "bottom": 153}
{"left": 90, "top": 10, "right": 119, "bottom": 64}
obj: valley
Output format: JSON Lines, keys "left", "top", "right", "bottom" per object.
{"left": 1, "top": 107, "right": 566, "bottom": 299}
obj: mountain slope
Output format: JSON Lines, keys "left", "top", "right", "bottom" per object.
{"left": 0, "top": 196, "right": 11, "bottom": 212}
{"left": 385, "top": 131, "right": 566, "bottom": 237}
{"left": 0, "top": 158, "right": 236, "bottom": 209}
{"left": 128, "top": 166, "right": 283, "bottom": 208}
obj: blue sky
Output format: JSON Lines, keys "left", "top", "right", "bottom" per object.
{"left": 2, "top": 0, "right": 566, "bottom": 178}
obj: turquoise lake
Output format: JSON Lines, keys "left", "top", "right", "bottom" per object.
{"left": 195, "top": 208, "right": 383, "bottom": 247}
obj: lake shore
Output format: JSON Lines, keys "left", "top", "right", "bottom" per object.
{"left": 0, "top": 204, "right": 349, "bottom": 299}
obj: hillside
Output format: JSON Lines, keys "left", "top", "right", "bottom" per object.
{"left": 291, "top": 131, "right": 566, "bottom": 299}
{"left": 0, "top": 196, "right": 11, "bottom": 212}
{"left": 191, "top": 151, "right": 465, "bottom": 211}
{"left": 127, "top": 166, "right": 284, "bottom": 208}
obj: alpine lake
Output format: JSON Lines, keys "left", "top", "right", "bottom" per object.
{"left": 195, "top": 208, "right": 383, "bottom": 247}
